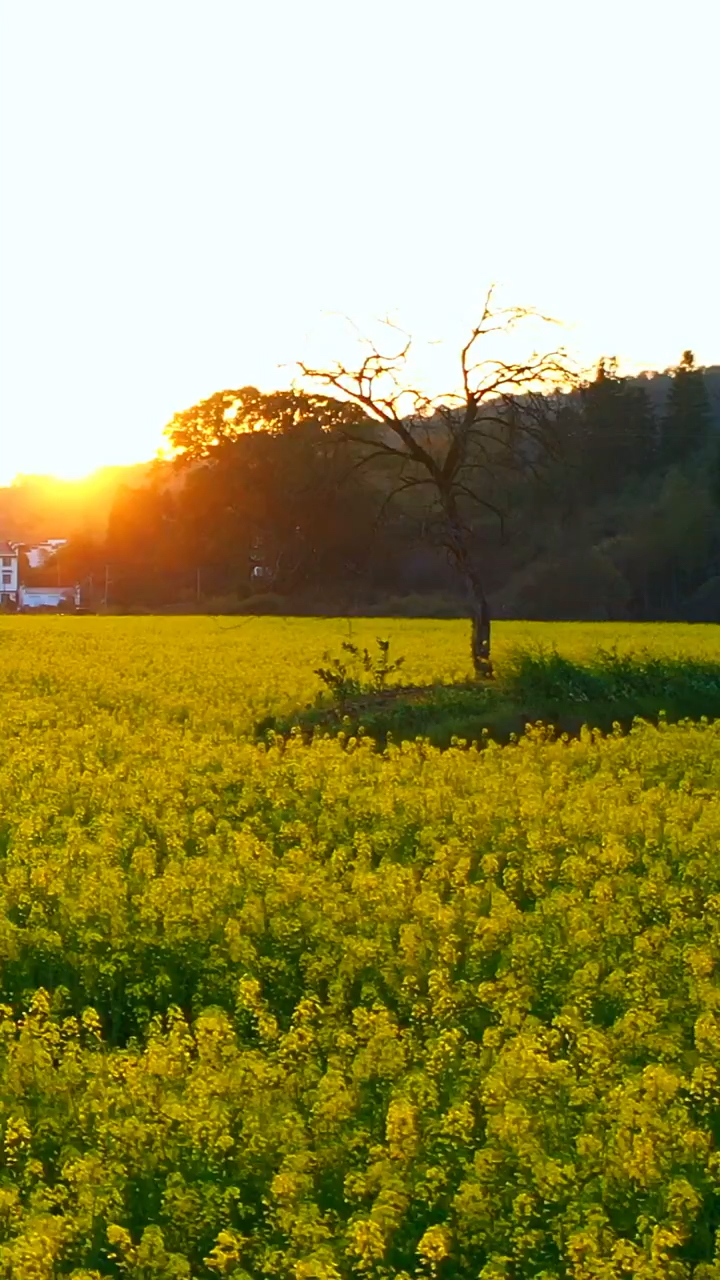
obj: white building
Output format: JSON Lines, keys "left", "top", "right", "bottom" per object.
{"left": 18, "top": 585, "right": 80, "bottom": 611}
{"left": 0, "top": 541, "right": 80, "bottom": 611}
{"left": 24, "top": 539, "right": 68, "bottom": 569}
{"left": 0, "top": 542, "right": 19, "bottom": 606}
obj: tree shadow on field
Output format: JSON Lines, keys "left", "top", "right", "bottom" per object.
{"left": 256, "top": 646, "right": 720, "bottom": 750}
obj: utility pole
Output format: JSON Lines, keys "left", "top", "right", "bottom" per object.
{"left": 103, "top": 565, "right": 109, "bottom": 608}
{"left": 196, "top": 566, "right": 201, "bottom": 603}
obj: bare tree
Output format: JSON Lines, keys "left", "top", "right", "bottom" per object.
{"left": 299, "top": 289, "right": 578, "bottom": 677}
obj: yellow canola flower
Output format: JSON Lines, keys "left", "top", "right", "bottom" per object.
{"left": 0, "top": 616, "right": 717, "bottom": 1278}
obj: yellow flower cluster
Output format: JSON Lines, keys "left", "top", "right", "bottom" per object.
{"left": 0, "top": 616, "right": 718, "bottom": 1278}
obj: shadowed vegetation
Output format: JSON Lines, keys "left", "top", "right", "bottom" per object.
{"left": 258, "top": 646, "right": 720, "bottom": 748}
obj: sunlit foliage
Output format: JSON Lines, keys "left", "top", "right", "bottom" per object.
{"left": 1, "top": 617, "right": 720, "bottom": 1277}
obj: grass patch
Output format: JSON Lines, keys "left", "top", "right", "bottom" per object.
{"left": 257, "top": 644, "right": 720, "bottom": 748}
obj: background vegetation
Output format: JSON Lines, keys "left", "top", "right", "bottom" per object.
{"left": 2, "top": 359, "right": 719, "bottom": 623}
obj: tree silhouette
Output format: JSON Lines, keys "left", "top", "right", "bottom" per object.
{"left": 299, "top": 289, "right": 577, "bottom": 675}
{"left": 662, "top": 350, "right": 712, "bottom": 462}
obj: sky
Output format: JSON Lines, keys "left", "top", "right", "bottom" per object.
{"left": 0, "top": 0, "right": 718, "bottom": 484}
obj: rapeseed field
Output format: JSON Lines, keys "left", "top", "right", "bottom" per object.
{"left": 2, "top": 616, "right": 720, "bottom": 1279}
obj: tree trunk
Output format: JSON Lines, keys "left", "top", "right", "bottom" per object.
{"left": 443, "top": 494, "right": 493, "bottom": 679}
{"left": 470, "top": 590, "right": 492, "bottom": 678}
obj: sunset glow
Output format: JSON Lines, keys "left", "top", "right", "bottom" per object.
{"left": 1, "top": 0, "right": 718, "bottom": 485}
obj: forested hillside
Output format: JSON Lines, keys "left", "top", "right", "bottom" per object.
{"left": 6, "top": 360, "right": 720, "bottom": 621}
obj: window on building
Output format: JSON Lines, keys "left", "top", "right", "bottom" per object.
{"left": 1, "top": 557, "right": 11, "bottom": 567}
{"left": 2, "top": 572, "right": 12, "bottom": 585}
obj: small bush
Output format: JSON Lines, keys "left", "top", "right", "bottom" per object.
{"left": 315, "top": 638, "right": 405, "bottom": 709}
{"left": 503, "top": 643, "right": 720, "bottom": 719}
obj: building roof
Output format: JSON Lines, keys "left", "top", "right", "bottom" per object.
{"left": 21, "top": 586, "right": 76, "bottom": 596}
{"left": 0, "top": 541, "right": 18, "bottom": 556}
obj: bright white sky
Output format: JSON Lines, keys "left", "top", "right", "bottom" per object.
{"left": 0, "top": 0, "right": 717, "bottom": 483}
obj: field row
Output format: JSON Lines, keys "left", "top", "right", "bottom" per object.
{"left": 1, "top": 618, "right": 720, "bottom": 1277}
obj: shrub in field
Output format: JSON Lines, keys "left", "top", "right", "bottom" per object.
{"left": 504, "top": 644, "right": 720, "bottom": 721}
{"left": 315, "top": 637, "right": 405, "bottom": 708}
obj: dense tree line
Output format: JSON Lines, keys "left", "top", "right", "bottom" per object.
{"left": 12, "top": 355, "right": 720, "bottom": 622}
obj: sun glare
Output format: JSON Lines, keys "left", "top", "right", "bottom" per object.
{"left": 44, "top": 463, "right": 103, "bottom": 483}
{"left": 3, "top": 449, "right": 156, "bottom": 490}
